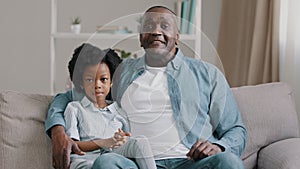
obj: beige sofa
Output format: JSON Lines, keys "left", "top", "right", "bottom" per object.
{"left": 1, "top": 82, "right": 300, "bottom": 169}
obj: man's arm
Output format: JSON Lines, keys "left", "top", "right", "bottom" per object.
{"left": 45, "top": 90, "right": 73, "bottom": 135}
{"left": 186, "top": 65, "right": 246, "bottom": 160}
{"left": 207, "top": 66, "right": 247, "bottom": 156}
{"left": 210, "top": 85, "right": 247, "bottom": 156}
{"left": 187, "top": 86, "right": 246, "bottom": 160}
{"left": 45, "top": 90, "right": 84, "bottom": 169}
{"left": 51, "top": 125, "right": 84, "bottom": 169}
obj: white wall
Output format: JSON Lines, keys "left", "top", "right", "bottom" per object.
{"left": 202, "top": 0, "right": 222, "bottom": 47}
{"left": 201, "top": 0, "right": 223, "bottom": 73}
{"left": 0, "top": 0, "right": 51, "bottom": 94}
{"left": 0, "top": 0, "right": 222, "bottom": 95}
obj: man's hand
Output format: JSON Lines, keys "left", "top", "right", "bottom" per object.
{"left": 186, "top": 139, "right": 222, "bottom": 161}
{"left": 51, "top": 125, "right": 85, "bottom": 169}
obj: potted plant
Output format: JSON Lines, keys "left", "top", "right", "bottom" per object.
{"left": 114, "top": 48, "right": 138, "bottom": 59}
{"left": 114, "top": 48, "right": 131, "bottom": 59}
{"left": 70, "top": 17, "right": 81, "bottom": 34}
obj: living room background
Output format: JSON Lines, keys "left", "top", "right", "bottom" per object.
{"left": 0, "top": 0, "right": 221, "bottom": 94}
{"left": 0, "top": 0, "right": 299, "bottom": 116}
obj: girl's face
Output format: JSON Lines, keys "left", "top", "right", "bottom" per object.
{"left": 82, "top": 62, "right": 111, "bottom": 107}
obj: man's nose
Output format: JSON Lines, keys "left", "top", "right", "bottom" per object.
{"left": 151, "top": 25, "right": 162, "bottom": 36}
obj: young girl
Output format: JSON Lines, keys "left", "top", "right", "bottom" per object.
{"left": 64, "top": 43, "right": 156, "bottom": 169}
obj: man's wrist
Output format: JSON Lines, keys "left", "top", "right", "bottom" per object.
{"left": 51, "top": 125, "right": 65, "bottom": 138}
{"left": 213, "top": 143, "right": 225, "bottom": 152}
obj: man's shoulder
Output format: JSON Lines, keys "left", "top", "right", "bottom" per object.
{"left": 181, "top": 56, "right": 218, "bottom": 72}
{"left": 180, "top": 55, "right": 226, "bottom": 84}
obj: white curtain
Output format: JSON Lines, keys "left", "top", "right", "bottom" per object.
{"left": 279, "top": 0, "right": 300, "bottom": 113}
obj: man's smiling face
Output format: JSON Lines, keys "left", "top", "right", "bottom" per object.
{"left": 139, "top": 7, "right": 179, "bottom": 61}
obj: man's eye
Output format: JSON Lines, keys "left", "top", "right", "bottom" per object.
{"left": 161, "top": 24, "right": 169, "bottom": 29}
{"left": 143, "top": 24, "right": 153, "bottom": 31}
{"left": 85, "top": 78, "right": 94, "bottom": 83}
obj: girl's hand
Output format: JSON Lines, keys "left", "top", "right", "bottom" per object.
{"left": 100, "top": 128, "right": 131, "bottom": 149}
{"left": 111, "top": 128, "right": 131, "bottom": 148}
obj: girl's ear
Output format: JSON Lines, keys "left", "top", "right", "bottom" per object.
{"left": 110, "top": 83, "right": 113, "bottom": 87}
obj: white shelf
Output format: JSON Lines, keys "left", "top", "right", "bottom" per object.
{"left": 52, "top": 33, "right": 138, "bottom": 40}
{"left": 51, "top": 32, "right": 198, "bottom": 40}
{"left": 50, "top": 0, "right": 201, "bottom": 94}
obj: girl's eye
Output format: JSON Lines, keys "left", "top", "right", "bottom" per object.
{"left": 101, "top": 78, "right": 108, "bottom": 82}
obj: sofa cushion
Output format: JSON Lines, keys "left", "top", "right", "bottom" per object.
{"left": 243, "top": 153, "right": 258, "bottom": 169}
{"left": 0, "top": 91, "right": 53, "bottom": 169}
{"left": 231, "top": 82, "right": 299, "bottom": 164}
{"left": 258, "top": 138, "right": 300, "bottom": 169}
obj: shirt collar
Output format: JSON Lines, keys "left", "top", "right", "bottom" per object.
{"left": 80, "top": 96, "right": 113, "bottom": 112}
{"left": 168, "top": 48, "right": 184, "bottom": 70}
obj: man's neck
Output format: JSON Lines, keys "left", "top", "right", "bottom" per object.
{"left": 145, "top": 48, "right": 177, "bottom": 67}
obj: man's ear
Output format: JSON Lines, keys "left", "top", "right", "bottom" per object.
{"left": 139, "top": 34, "right": 143, "bottom": 47}
{"left": 175, "top": 33, "right": 180, "bottom": 45}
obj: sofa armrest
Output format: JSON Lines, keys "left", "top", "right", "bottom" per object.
{"left": 258, "top": 138, "right": 300, "bottom": 169}
{"left": 231, "top": 82, "right": 299, "bottom": 160}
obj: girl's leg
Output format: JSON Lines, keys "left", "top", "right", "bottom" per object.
{"left": 113, "top": 136, "right": 157, "bottom": 169}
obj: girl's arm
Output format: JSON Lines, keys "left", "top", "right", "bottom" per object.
{"left": 76, "top": 129, "right": 131, "bottom": 152}
{"left": 75, "top": 137, "right": 116, "bottom": 152}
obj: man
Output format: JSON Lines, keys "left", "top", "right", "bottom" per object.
{"left": 46, "top": 6, "right": 246, "bottom": 169}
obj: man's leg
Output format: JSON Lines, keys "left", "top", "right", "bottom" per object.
{"left": 70, "top": 153, "right": 98, "bottom": 169}
{"left": 92, "top": 153, "right": 138, "bottom": 169}
{"left": 190, "top": 151, "right": 244, "bottom": 169}
{"left": 155, "top": 151, "right": 244, "bottom": 169}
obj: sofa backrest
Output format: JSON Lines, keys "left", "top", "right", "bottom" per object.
{"left": 0, "top": 82, "right": 299, "bottom": 169}
{"left": 0, "top": 91, "right": 53, "bottom": 169}
{"left": 232, "top": 82, "right": 299, "bottom": 169}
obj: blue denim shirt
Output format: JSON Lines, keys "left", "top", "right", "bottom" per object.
{"left": 111, "top": 49, "right": 246, "bottom": 156}
{"left": 45, "top": 49, "right": 246, "bottom": 157}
